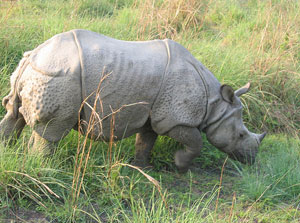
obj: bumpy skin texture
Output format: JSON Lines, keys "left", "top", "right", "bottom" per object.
{"left": 0, "top": 29, "right": 266, "bottom": 170}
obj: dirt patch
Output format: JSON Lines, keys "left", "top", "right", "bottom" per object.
{"left": 1, "top": 208, "right": 49, "bottom": 223}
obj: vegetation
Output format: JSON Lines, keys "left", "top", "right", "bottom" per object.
{"left": 0, "top": 0, "right": 299, "bottom": 222}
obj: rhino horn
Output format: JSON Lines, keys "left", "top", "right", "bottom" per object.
{"left": 235, "top": 82, "right": 251, "bottom": 97}
{"left": 258, "top": 132, "right": 267, "bottom": 143}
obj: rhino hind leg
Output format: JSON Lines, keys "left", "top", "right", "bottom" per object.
{"left": 167, "top": 126, "right": 202, "bottom": 173}
{"left": 29, "top": 116, "right": 78, "bottom": 155}
{"left": 0, "top": 112, "right": 26, "bottom": 144}
{"left": 134, "top": 121, "right": 158, "bottom": 168}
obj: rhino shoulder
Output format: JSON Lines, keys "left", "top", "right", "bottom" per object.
{"left": 151, "top": 40, "right": 208, "bottom": 134}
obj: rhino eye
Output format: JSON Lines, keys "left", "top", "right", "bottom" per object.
{"left": 239, "top": 133, "right": 244, "bottom": 138}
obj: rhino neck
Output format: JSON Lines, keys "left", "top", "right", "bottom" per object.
{"left": 199, "top": 97, "right": 224, "bottom": 131}
{"left": 199, "top": 82, "right": 234, "bottom": 132}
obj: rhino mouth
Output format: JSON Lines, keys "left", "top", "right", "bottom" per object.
{"left": 229, "top": 150, "right": 256, "bottom": 165}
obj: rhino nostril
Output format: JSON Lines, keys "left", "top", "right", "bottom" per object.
{"left": 229, "top": 150, "right": 256, "bottom": 165}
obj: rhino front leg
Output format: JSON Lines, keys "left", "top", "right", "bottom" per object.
{"left": 167, "top": 126, "right": 202, "bottom": 173}
{"left": 134, "top": 122, "right": 158, "bottom": 168}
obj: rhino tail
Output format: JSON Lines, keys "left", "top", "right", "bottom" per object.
{"left": 5, "top": 51, "right": 32, "bottom": 119}
{"left": 12, "top": 95, "right": 21, "bottom": 120}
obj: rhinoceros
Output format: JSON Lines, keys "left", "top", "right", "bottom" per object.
{"left": 0, "top": 29, "right": 266, "bottom": 171}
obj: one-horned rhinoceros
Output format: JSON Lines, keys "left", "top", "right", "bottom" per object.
{"left": 0, "top": 29, "right": 266, "bottom": 171}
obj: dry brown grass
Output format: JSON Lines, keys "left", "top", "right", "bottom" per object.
{"left": 134, "top": 0, "right": 211, "bottom": 40}
{"left": 246, "top": 1, "right": 300, "bottom": 136}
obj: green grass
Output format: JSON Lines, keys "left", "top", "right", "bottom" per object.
{"left": 0, "top": 0, "right": 300, "bottom": 222}
{"left": 239, "top": 136, "right": 300, "bottom": 203}
{"left": 1, "top": 134, "right": 299, "bottom": 222}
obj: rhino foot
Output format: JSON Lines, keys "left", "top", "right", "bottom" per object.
{"left": 133, "top": 120, "right": 158, "bottom": 169}
{"left": 167, "top": 126, "right": 202, "bottom": 173}
{"left": 174, "top": 150, "right": 192, "bottom": 173}
{"left": 28, "top": 131, "right": 57, "bottom": 156}
{"left": 132, "top": 159, "right": 153, "bottom": 170}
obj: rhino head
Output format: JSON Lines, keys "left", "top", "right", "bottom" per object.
{"left": 205, "top": 83, "right": 266, "bottom": 165}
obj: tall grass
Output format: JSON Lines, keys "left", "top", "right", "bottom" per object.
{"left": 133, "top": 0, "right": 211, "bottom": 40}
{"left": 0, "top": 0, "right": 300, "bottom": 222}
{"left": 0, "top": 133, "right": 220, "bottom": 222}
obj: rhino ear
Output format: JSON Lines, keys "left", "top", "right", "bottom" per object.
{"left": 220, "top": 84, "right": 235, "bottom": 104}
{"left": 235, "top": 82, "right": 251, "bottom": 97}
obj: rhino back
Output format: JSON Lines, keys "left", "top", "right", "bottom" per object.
{"left": 73, "top": 29, "right": 168, "bottom": 139}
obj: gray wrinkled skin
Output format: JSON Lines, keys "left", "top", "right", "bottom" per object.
{"left": 0, "top": 29, "right": 266, "bottom": 171}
